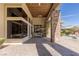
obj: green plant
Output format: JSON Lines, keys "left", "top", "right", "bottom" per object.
{"left": 0, "top": 38, "right": 5, "bottom": 45}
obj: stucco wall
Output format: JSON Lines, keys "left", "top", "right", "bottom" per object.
{"left": 0, "top": 4, "right": 5, "bottom": 38}
{"left": 32, "top": 17, "right": 46, "bottom": 26}
{"left": 46, "top": 21, "right": 51, "bottom": 38}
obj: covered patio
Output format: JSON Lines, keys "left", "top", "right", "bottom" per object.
{"left": 0, "top": 3, "right": 79, "bottom": 56}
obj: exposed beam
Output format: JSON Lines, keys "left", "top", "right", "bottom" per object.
{"left": 5, "top": 3, "right": 22, "bottom": 8}
{"left": 22, "top": 4, "right": 33, "bottom": 20}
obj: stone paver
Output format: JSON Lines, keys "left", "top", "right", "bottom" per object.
{"left": 0, "top": 44, "right": 38, "bottom": 56}
{"left": 0, "top": 37, "right": 79, "bottom": 56}
{"left": 60, "top": 36, "right": 79, "bottom": 53}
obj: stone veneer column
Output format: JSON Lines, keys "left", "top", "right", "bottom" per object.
{"left": 51, "top": 10, "right": 60, "bottom": 42}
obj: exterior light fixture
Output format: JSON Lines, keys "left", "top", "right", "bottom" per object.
{"left": 38, "top": 15, "right": 42, "bottom": 18}
{"left": 38, "top": 3, "right": 41, "bottom": 6}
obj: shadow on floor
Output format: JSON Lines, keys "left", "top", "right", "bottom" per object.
{"left": 49, "top": 43, "right": 79, "bottom": 56}
{"left": 0, "top": 45, "right": 8, "bottom": 49}
{"left": 23, "top": 37, "right": 52, "bottom": 56}
{"left": 36, "top": 44, "right": 52, "bottom": 56}
{"left": 23, "top": 37, "right": 79, "bottom": 56}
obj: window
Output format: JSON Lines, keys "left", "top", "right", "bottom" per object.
{"left": 7, "top": 20, "right": 28, "bottom": 38}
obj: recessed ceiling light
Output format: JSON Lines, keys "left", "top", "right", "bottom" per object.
{"left": 38, "top": 15, "right": 42, "bottom": 17}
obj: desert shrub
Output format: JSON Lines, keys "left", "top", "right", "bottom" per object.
{"left": 0, "top": 38, "right": 5, "bottom": 46}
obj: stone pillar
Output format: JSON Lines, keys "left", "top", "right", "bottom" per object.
{"left": 27, "top": 17, "right": 30, "bottom": 37}
{"left": 0, "top": 4, "right": 5, "bottom": 38}
{"left": 51, "top": 10, "right": 60, "bottom": 42}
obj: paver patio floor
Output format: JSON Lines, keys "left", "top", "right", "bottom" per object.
{"left": 0, "top": 37, "right": 79, "bottom": 56}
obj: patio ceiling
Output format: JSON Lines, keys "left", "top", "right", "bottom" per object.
{"left": 26, "top": 3, "right": 53, "bottom": 17}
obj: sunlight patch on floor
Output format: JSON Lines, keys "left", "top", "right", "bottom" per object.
{"left": 43, "top": 43, "right": 61, "bottom": 56}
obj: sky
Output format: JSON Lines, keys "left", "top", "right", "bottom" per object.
{"left": 60, "top": 3, "right": 79, "bottom": 27}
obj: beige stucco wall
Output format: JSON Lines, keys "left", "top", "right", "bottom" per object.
{"left": 0, "top": 4, "right": 5, "bottom": 38}
{"left": 46, "top": 21, "right": 51, "bottom": 39}
{"left": 32, "top": 17, "right": 46, "bottom": 26}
